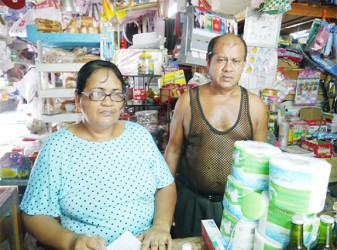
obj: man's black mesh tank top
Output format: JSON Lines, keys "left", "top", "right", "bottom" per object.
{"left": 179, "top": 86, "right": 253, "bottom": 195}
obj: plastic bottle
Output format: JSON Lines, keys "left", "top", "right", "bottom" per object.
{"left": 285, "top": 215, "right": 307, "bottom": 249}
{"left": 313, "top": 215, "right": 335, "bottom": 250}
{"left": 333, "top": 202, "right": 337, "bottom": 246}
{"left": 267, "top": 128, "right": 276, "bottom": 145}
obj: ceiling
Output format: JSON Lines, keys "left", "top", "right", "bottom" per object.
{"left": 218, "top": 1, "right": 337, "bottom": 36}
{"left": 280, "top": 2, "right": 337, "bottom": 35}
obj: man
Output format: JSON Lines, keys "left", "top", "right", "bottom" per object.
{"left": 164, "top": 34, "right": 268, "bottom": 238}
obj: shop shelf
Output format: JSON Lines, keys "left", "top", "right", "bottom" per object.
{"left": 26, "top": 25, "right": 113, "bottom": 48}
{"left": 38, "top": 88, "right": 75, "bottom": 98}
{"left": 40, "top": 112, "right": 81, "bottom": 123}
{"left": 35, "top": 63, "right": 84, "bottom": 73}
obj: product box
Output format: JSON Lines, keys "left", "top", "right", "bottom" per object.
{"left": 289, "top": 120, "right": 310, "bottom": 142}
{"left": 160, "top": 70, "right": 186, "bottom": 87}
{"left": 300, "top": 107, "right": 322, "bottom": 121}
{"left": 201, "top": 219, "right": 226, "bottom": 250}
{"left": 300, "top": 139, "right": 332, "bottom": 158}
{"left": 307, "top": 120, "right": 328, "bottom": 134}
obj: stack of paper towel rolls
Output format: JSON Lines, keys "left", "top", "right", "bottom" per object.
{"left": 255, "top": 153, "right": 331, "bottom": 249}
{"left": 220, "top": 140, "right": 282, "bottom": 249}
{"left": 220, "top": 141, "right": 332, "bottom": 250}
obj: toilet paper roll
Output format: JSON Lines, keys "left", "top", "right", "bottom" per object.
{"left": 231, "top": 140, "right": 282, "bottom": 190}
{"left": 253, "top": 229, "right": 283, "bottom": 250}
{"left": 223, "top": 175, "right": 263, "bottom": 219}
{"left": 269, "top": 153, "right": 331, "bottom": 214}
{"left": 220, "top": 208, "right": 257, "bottom": 250}
{"left": 220, "top": 207, "right": 238, "bottom": 243}
{"left": 258, "top": 192, "right": 316, "bottom": 246}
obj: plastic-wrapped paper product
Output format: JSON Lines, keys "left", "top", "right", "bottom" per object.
{"left": 253, "top": 229, "right": 283, "bottom": 250}
{"left": 258, "top": 191, "right": 316, "bottom": 247}
{"left": 222, "top": 175, "right": 263, "bottom": 219}
{"left": 269, "top": 153, "right": 331, "bottom": 214}
{"left": 220, "top": 208, "right": 258, "bottom": 250}
{"left": 231, "top": 140, "right": 282, "bottom": 190}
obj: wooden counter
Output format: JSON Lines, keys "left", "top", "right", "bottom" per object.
{"left": 172, "top": 236, "right": 206, "bottom": 250}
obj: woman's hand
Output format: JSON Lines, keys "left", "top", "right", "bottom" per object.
{"left": 69, "top": 234, "right": 106, "bottom": 250}
{"left": 137, "top": 225, "right": 172, "bottom": 250}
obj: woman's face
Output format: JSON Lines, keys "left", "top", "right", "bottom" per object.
{"left": 78, "top": 68, "right": 124, "bottom": 130}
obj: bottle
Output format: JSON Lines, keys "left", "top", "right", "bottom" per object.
{"left": 267, "top": 128, "right": 276, "bottom": 145}
{"left": 138, "top": 51, "right": 153, "bottom": 75}
{"left": 313, "top": 215, "right": 335, "bottom": 250}
{"left": 332, "top": 202, "right": 337, "bottom": 248}
{"left": 285, "top": 215, "right": 307, "bottom": 249}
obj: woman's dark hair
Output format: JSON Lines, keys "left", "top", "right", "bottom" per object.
{"left": 76, "top": 60, "right": 126, "bottom": 95}
{"left": 206, "top": 34, "right": 248, "bottom": 61}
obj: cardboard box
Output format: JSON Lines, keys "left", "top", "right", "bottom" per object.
{"left": 300, "top": 139, "right": 332, "bottom": 158}
{"left": 201, "top": 219, "right": 226, "bottom": 250}
{"left": 300, "top": 107, "right": 322, "bottom": 121}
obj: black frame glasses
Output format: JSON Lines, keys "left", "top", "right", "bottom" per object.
{"left": 81, "top": 90, "right": 126, "bottom": 102}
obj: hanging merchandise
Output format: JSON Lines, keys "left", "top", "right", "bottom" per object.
{"left": 101, "top": 0, "right": 115, "bottom": 21}
{"left": 263, "top": 0, "right": 292, "bottom": 15}
{"left": 294, "top": 69, "right": 321, "bottom": 106}
{"left": 309, "top": 21, "right": 330, "bottom": 52}
{"left": 305, "top": 19, "right": 337, "bottom": 76}
{"left": 79, "top": 0, "right": 101, "bottom": 21}
{"left": 2, "top": 0, "right": 26, "bottom": 9}
{"left": 9, "top": 8, "right": 34, "bottom": 37}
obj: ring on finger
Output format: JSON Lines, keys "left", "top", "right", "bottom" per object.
{"left": 159, "top": 240, "right": 165, "bottom": 245}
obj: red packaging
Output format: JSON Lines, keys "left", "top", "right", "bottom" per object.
{"left": 300, "top": 139, "right": 332, "bottom": 158}
{"left": 212, "top": 17, "right": 221, "bottom": 32}
{"left": 133, "top": 88, "right": 146, "bottom": 100}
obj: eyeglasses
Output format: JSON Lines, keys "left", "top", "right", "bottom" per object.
{"left": 81, "top": 90, "right": 126, "bottom": 102}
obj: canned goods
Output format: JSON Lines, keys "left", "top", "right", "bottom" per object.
{"left": 269, "top": 95, "right": 278, "bottom": 112}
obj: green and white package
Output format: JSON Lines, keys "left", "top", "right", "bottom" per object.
{"left": 231, "top": 140, "right": 282, "bottom": 190}
{"left": 269, "top": 153, "right": 331, "bottom": 214}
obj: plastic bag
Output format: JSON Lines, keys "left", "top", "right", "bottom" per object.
{"left": 32, "top": 0, "right": 61, "bottom": 23}
{"left": 9, "top": 9, "right": 34, "bottom": 37}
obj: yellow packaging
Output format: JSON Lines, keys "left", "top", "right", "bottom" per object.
{"left": 160, "top": 70, "right": 186, "bottom": 87}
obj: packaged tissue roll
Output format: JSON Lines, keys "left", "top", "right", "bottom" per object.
{"left": 253, "top": 229, "right": 283, "bottom": 250}
{"left": 258, "top": 192, "right": 316, "bottom": 246}
{"left": 220, "top": 207, "right": 257, "bottom": 250}
{"left": 269, "top": 153, "right": 331, "bottom": 214}
{"left": 231, "top": 140, "right": 282, "bottom": 190}
{"left": 222, "top": 175, "right": 263, "bottom": 219}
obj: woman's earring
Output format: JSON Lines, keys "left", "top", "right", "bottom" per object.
{"left": 75, "top": 105, "right": 81, "bottom": 113}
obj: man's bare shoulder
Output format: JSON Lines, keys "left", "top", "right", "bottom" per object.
{"left": 247, "top": 90, "right": 265, "bottom": 107}
{"left": 175, "top": 88, "right": 191, "bottom": 106}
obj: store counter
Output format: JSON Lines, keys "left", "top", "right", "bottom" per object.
{"left": 0, "top": 186, "right": 23, "bottom": 250}
{"left": 172, "top": 236, "right": 206, "bottom": 250}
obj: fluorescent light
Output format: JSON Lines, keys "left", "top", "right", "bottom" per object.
{"left": 290, "top": 29, "right": 309, "bottom": 39}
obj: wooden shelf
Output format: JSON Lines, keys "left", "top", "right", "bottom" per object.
{"left": 285, "top": 2, "right": 337, "bottom": 19}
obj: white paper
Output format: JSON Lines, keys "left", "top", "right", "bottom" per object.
{"left": 107, "top": 231, "right": 141, "bottom": 250}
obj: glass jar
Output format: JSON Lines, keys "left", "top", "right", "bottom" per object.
{"left": 138, "top": 52, "right": 154, "bottom": 75}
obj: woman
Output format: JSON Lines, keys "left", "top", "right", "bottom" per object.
{"left": 20, "top": 60, "right": 177, "bottom": 250}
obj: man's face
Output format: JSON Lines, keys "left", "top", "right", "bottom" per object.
{"left": 207, "top": 36, "right": 246, "bottom": 89}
